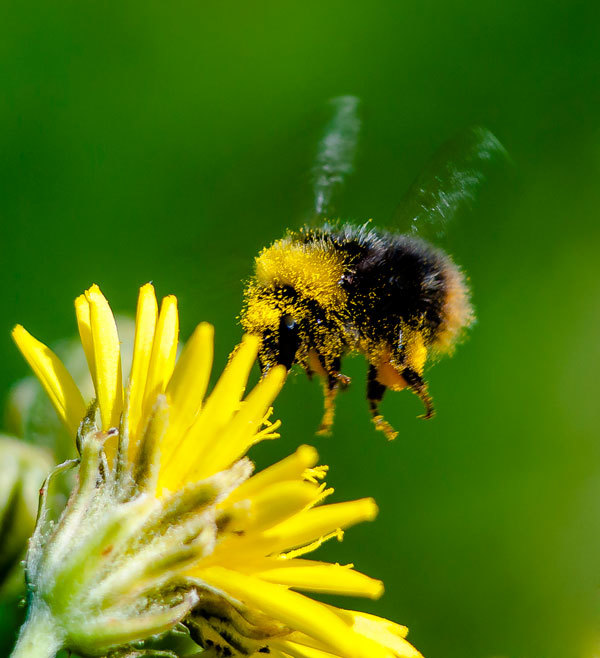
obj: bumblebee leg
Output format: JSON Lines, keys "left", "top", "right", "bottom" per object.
{"left": 330, "top": 356, "right": 351, "bottom": 389}
{"left": 367, "top": 364, "right": 398, "bottom": 440}
{"left": 316, "top": 376, "right": 338, "bottom": 436}
{"left": 315, "top": 356, "right": 351, "bottom": 436}
{"left": 401, "top": 367, "right": 435, "bottom": 420}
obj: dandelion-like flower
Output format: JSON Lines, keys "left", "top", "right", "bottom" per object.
{"left": 11, "top": 283, "right": 421, "bottom": 658}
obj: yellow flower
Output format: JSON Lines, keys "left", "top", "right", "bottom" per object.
{"left": 11, "top": 283, "right": 422, "bottom": 658}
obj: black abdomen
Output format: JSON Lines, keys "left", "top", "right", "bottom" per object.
{"left": 327, "top": 227, "right": 451, "bottom": 346}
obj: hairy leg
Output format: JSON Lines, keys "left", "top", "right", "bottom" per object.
{"left": 367, "top": 364, "right": 398, "bottom": 440}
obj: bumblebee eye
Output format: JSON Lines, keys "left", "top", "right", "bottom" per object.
{"left": 282, "top": 314, "right": 296, "bottom": 330}
{"left": 277, "top": 314, "right": 300, "bottom": 370}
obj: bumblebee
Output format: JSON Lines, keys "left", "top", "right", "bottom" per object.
{"left": 241, "top": 98, "right": 505, "bottom": 439}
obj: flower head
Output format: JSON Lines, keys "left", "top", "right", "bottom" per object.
{"left": 11, "top": 284, "right": 421, "bottom": 658}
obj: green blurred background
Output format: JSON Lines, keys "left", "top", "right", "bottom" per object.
{"left": 1, "top": 1, "right": 600, "bottom": 657}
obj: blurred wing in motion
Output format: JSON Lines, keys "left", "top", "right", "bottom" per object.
{"left": 392, "top": 126, "right": 508, "bottom": 241}
{"left": 312, "top": 95, "right": 361, "bottom": 220}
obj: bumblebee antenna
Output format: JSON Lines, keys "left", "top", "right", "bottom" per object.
{"left": 312, "top": 96, "right": 361, "bottom": 218}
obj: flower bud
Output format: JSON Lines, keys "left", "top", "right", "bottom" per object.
{"left": 13, "top": 426, "right": 249, "bottom": 658}
{"left": 0, "top": 435, "right": 53, "bottom": 598}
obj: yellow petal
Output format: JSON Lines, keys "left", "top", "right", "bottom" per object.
{"left": 226, "top": 445, "right": 319, "bottom": 505}
{"left": 74, "top": 294, "right": 96, "bottom": 390}
{"left": 194, "top": 365, "right": 286, "bottom": 478}
{"left": 142, "top": 295, "right": 179, "bottom": 420}
{"left": 127, "top": 283, "right": 158, "bottom": 453}
{"left": 195, "top": 567, "right": 390, "bottom": 658}
{"left": 270, "top": 640, "right": 339, "bottom": 658}
{"left": 161, "top": 322, "right": 214, "bottom": 465}
{"left": 12, "top": 325, "right": 87, "bottom": 437}
{"left": 84, "top": 285, "right": 123, "bottom": 435}
{"left": 280, "top": 613, "right": 421, "bottom": 658}
{"left": 159, "top": 335, "right": 259, "bottom": 491}
{"left": 193, "top": 333, "right": 260, "bottom": 434}
{"left": 255, "top": 561, "right": 384, "bottom": 599}
{"left": 339, "top": 610, "right": 409, "bottom": 640}
{"left": 263, "top": 498, "right": 378, "bottom": 555}
{"left": 198, "top": 498, "right": 378, "bottom": 570}
{"left": 329, "top": 609, "right": 421, "bottom": 658}
{"left": 224, "top": 481, "right": 323, "bottom": 534}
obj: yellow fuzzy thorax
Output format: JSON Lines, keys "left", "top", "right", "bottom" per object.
{"left": 254, "top": 237, "right": 347, "bottom": 310}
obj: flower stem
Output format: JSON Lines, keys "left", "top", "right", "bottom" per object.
{"left": 10, "top": 601, "right": 63, "bottom": 658}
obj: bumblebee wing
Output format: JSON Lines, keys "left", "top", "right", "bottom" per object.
{"left": 391, "top": 126, "right": 508, "bottom": 241}
{"left": 310, "top": 95, "right": 361, "bottom": 222}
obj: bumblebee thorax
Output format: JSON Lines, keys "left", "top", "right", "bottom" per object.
{"left": 254, "top": 236, "right": 347, "bottom": 311}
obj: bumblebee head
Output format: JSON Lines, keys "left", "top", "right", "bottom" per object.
{"left": 242, "top": 235, "right": 348, "bottom": 374}
{"left": 241, "top": 286, "right": 307, "bottom": 372}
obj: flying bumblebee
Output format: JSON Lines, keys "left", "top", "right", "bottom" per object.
{"left": 241, "top": 97, "right": 505, "bottom": 439}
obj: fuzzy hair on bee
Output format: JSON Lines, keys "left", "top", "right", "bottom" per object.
{"left": 240, "top": 97, "right": 504, "bottom": 439}
{"left": 241, "top": 222, "right": 474, "bottom": 440}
